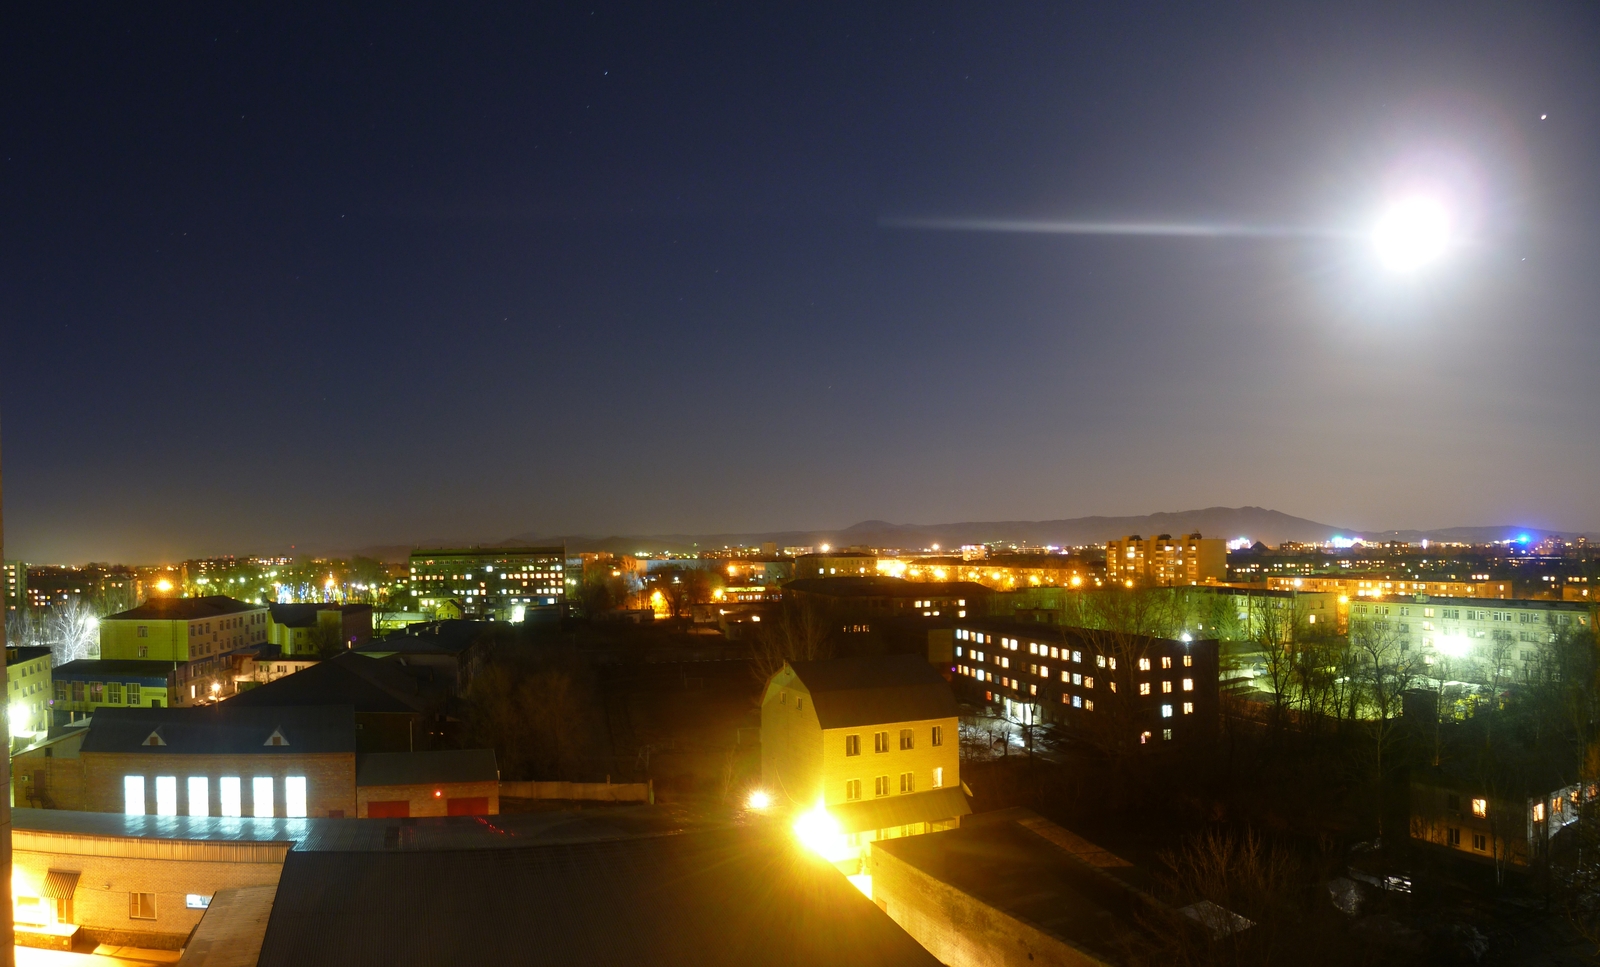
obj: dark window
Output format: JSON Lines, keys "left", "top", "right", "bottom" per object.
{"left": 1446, "top": 794, "right": 1459, "bottom": 811}
{"left": 873, "top": 731, "right": 889, "bottom": 754}
{"left": 845, "top": 734, "right": 860, "bottom": 757}
{"left": 931, "top": 725, "right": 943, "bottom": 747}
{"left": 899, "top": 729, "right": 914, "bottom": 751}
{"left": 1447, "top": 828, "right": 1461, "bottom": 846}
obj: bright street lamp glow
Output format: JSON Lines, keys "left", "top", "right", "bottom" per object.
{"left": 1373, "top": 196, "right": 1452, "bottom": 271}
{"left": 746, "top": 789, "right": 772, "bottom": 811}
{"left": 793, "top": 799, "right": 852, "bottom": 862}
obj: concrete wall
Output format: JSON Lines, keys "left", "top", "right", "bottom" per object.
{"left": 356, "top": 780, "right": 499, "bottom": 817}
{"left": 79, "top": 753, "right": 357, "bottom": 818}
{"left": 498, "top": 780, "right": 651, "bottom": 803}
{"left": 13, "top": 828, "right": 287, "bottom": 950}
{"left": 869, "top": 843, "right": 1110, "bottom": 967}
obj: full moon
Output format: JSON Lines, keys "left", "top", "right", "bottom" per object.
{"left": 1372, "top": 196, "right": 1452, "bottom": 272}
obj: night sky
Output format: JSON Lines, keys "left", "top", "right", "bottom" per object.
{"left": 4, "top": 2, "right": 1598, "bottom": 563}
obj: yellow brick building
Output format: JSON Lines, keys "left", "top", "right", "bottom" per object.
{"left": 99, "top": 595, "right": 268, "bottom": 662}
{"left": 7, "top": 645, "right": 54, "bottom": 738}
{"left": 761, "top": 655, "right": 968, "bottom": 870}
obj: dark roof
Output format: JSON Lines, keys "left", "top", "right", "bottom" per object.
{"left": 106, "top": 595, "right": 261, "bottom": 621}
{"left": 360, "top": 620, "right": 493, "bottom": 656}
{"left": 255, "top": 827, "right": 940, "bottom": 967}
{"left": 80, "top": 705, "right": 357, "bottom": 755}
{"left": 7, "top": 646, "right": 53, "bottom": 666}
{"left": 872, "top": 808, "right": 1158, "bottom": 962}
{"left": 269, "top": 603, "right": 374, "bottom": 628}
{"left": 226, "top": 653, "right": 431, "bottom": 715}
{"left": 786, "top": 655, "right": 959, "bottom": 728}
{"left": 356, "top": 750, "right": 498, "bottom": 788}
{"left": 785, "top": 576, "right": 990, "bottom": 599}
{"left": 53, "top": 658, "right": 179, "bottom": 681}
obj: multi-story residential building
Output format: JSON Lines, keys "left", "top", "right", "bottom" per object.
{"left": 6, "top": 645, "right": 53, "bottom": 737}
{"left": 1410, "top": 764, "right": 1582, "bottom": 869}
{"left": 886, "top": 555, "right": 1091, "bottom": 592}
{"left": 950, "top": 618, "right": 1220, "bottom": 749}
{"left": 760, "top": 655, "right": 969, "bottom": 872}
{"left": 3, "top": 560, "right": 25, "bottom": 616}
{"left": 783, "top": 577, "right": 988, "bottom": 622}
{"left": 794, "top": 551, "right": 878, "bottom": 578}
{"left": 1266, "top": 575, "right": 1511, "bottom": 599}
{"left": 52, "top": 659, "right": 176, "bottom": 723}
{"left": 95, "top": 595, "right": 270, "bottom": 707}
{"left": 1106, "top": 533, "right": 1226, "bottom": 587}
{"left": 267, "top": 603, "right": 374, "bottom": 656}
{"left": 1349, "top": 596, "right": 1593, "bottom": 683}
{"left": 409, "top": 545, "right": 566, "bottom": 621}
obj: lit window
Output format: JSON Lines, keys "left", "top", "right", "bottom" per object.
{"left": 188, "top": 777, "right": 209, "bottom": 816}
{"left": 932, "top": 767, "right": 943, "bottom": 788}
{"left": 1183, "top": 702, "right": 1193, "bottom": 714}
{"left": 1139, "top": 683, "right": 1151, "bottom": 695}
{"left": 1183, "top": 655, "right": 1192, "bottom": 667}
{"left": 1471, "top": 798, "right": 1487, "bottom": 818}
{"left": 124, "top": 776, "right": 146, "bottom": 816}
{"left": 1532, "top": 802, "right": 1545, "bottom": 823}
{"left": 1072, "top": 650, "right": 1081, "bottom": 663}
{"left": 1138, "top": 658, "right": 1151, "bottom": 671}
{"left": 285, "top": 776, "right": 307, "bottom": 818}
{"left": 1163, "top": 729, "right": 1173, "bottom": 741}
{"left": 1161, "top": 656, "right": 1172, "bottom": 669}
{"left": 1161, "top": 705, "right": 1173, "bottom": 718}
{"left": 1162, "top": 681, "right": 1173, "bottom": 693}
{"left": 1096, "top": 655, "right": 1106, "bottom": 668}
{"left": 1085, "top": 700, "right": 1094, "bottom": 711}
{"left": 1182, "top": 679, "right": 1193, "bottom": 691}
{"left": 156, "top": 776, "right": 178, "bottom": 816}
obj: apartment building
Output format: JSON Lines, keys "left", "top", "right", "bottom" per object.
{"left": 6, "top": 645, "right": 53, "bottom": 737}
{"left": 1105, "top": 533, "right": 1225, "bottom": 587}
{"left": 1350, "top": 596, "right": 1593, "bottom": 682}
{"left": 409, "top": 545, "right": 566, "bottom": 621}
{"left": 950, "top": 619, "right": 1219, "bottom": 749}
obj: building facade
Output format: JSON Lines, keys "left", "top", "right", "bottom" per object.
{"left": 52, "top": 659, "right": 178, "bottom": 724}
{"left": 1106, "top": 533, "right": 1226, "bottom": 587}
{"left": 409, "top": 545, "right": 566, "bottom": 621}
{"left": 950, "top": 618, "right": 1220, "bottom": 749}
{"left": 267, "top": 603, "right": 374, "bottom": 656}
{"left": 760, "top": 655, "right": 969, "bottom": 872}
{"left": 3, "top": 559, "right": 24, "bottom": 616}
{"left": 7, "top": 645, "right": 53, "bottom": 738}
{"left": 1350, "top": 595, "right": 1593, "bottom": 683}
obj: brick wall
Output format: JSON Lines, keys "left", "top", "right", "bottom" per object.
{"left": 14, "top": 831, "right": 287, "bottom": 950}
{"left": 14, "top": 755, "right": 87, "bottom": 811}
{"left": 869, "top": 843, "right": 1108, "bottom": 967}
{"left": 356, "top": 780, "right": 499, "bottom": 817}
{"left": 80, "top": 752, "right": 356, "bottom": 817}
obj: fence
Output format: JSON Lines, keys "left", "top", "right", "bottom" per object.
{"left": 499, "top": 779, "right": 654, "bottom": 804}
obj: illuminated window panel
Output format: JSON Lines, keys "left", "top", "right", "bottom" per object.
{"left": 156, "top": 776, "right": 178, "bottom": 816}
{"left": 124, "top": 776, "right": 145, "bottom": 815}
{"left": 220, "top": 777, "right": 242, "bottom": 817}
{"left": 285, "top": 777, "right": 308, "bottom": 818}
{"left": 253, "top": 777, "right": 274, "bottom": 817}
{"left": 189, "top": 777, "right": 209, "bottom": 816}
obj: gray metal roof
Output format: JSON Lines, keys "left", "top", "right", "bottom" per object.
{"left": 106, "top": 595, "right": 262, "bottom": 621}
{"left": 255, "top": 826, "right": 941, "bottom": 967}
{"left": 355, "top": 749, "right": 498, "bottom": 788}
{"left": 226, "top": 653, "right": 431, "bottom": 715}
{"left": 80, "top": 704, "right": 357, "bottom": 755}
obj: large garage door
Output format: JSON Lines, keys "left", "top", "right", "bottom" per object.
{"left": 446, "top": 797, "right": 488, "bottom": 816}
{"left": 367, "top": 800, "right": 409, "bottom": 818}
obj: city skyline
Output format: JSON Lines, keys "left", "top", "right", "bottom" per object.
{"left": 5, "top": 2, "right": 1599, "bottom": 560}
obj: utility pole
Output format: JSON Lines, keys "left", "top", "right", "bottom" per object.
{"left": 1, "top": 420, "right": 15, "bottom": 965}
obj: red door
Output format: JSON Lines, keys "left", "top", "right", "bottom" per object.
{"left": 367, "top": 800, "right": 409, "bottom": 818}
{"left": 446, "top": 797, "right": 488, "bottom": 816}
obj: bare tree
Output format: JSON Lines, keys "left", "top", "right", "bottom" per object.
{"left": 750, "top": 596, "right": 834, "bottom": 682}
{"left": 1349, "top": 615, "right": 1421, "bottom": 837}
{"left": 45, "top": 598, "right": 100, "bottom": 663}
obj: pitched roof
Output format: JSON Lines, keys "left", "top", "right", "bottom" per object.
{"left": 254, "top": 827, "right": 941, "bottom": 967}
{"left": 785, "top": 655, "right": 959, "bottom": 729}
{"left": 80, "top": 705, "right": 357, "bottom": 755}
{"left": 106, "top": 595, "right": 261, "bottom": 622}
{"left": 355, "top": 749, "right": 499, "bottom": 788}
{"left": 226, "top": 653, "right": 431, "bottom": 715}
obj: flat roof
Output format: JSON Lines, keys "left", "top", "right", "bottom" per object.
{"left": 54, "top": 658, "right": 180, "bottom": 680}
{"left": 255, "top": 826, "right": 940, "bottom": 967}
{"left": 872, "top": 808, "right": 1158, "bottom": 962}
{"left": 12, "top": 805, "right": 733, "bottom": 852}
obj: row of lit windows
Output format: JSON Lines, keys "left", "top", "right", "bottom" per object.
{"left": 123, "top": 775, "right": 307, "bottom": 818}
{"left": 844, "top": 767, "right": 945, "bottom": 800}
{"left": 843, "top": 726, "right": 944, "bottom": 755}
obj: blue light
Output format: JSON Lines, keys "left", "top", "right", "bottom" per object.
{"left": 1518, "top": 535, "right": 1531, "bottom": 545}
